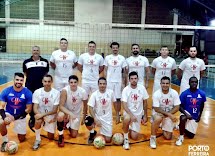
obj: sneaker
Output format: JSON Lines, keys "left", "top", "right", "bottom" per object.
{"left": 123, "top": 138, "right": 130, "bottom": 150}
{"left": 58, "top": 135, "right": 64, "bottom": 147}
{"left": 176, "top": 136, "right": 184, "bottom": 146}
{"left": 88, "top": 131, "right": 97, "bottom": 144}
{"left": 32, "top": 140, "right": 41, "bottom": 151}
{"left": 150, "top": 137, "right": 156, "bottom": 149}
{"left": 1, "top": 142, "right": 7, "bottom": 152}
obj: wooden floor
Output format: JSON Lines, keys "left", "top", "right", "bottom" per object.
{"left": 0, "top": 78, "right": 214, "bottom": 156}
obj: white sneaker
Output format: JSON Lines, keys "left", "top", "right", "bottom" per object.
{"left": 150, "top": 137, "right": 156, "bottom": 149}
{"left": 123, "top": 138, "right": 130, "bottom": 150}
{"left": 176, "top": 136, "right": 184, "bottom": 146}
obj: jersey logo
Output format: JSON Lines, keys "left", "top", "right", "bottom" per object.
{"left": 112, "top": 60, "right": 118, "bottom": 66}
{"left": 187, "top": 95, "right": 192, "bottom": 97}
{"left": 197, "top": 94, "right": 202, "bottom": 98}
{"left": 100, "top": 98, "right": 107, "bottom": 106}
{"left": 9, "top": 93, "right": 14, "bottom": 96}
{"left": 162, "top": 99, "right": 171, "bottom": 105}
{"left": 72, "top": 96, "right": 77, "bottom": 104}
{"left": 88, "top": 59, "right": 95, "bottom": 65}
{"left": 20, "top": 94, "right": 25, "bottom": 99}
{"left": 161, "top": 62, "right": 168, "bottom": 68}
{"left": 42, "top": 97, "right": 49, "bottom": 105}
{"left": 190, "top": 64, "right": 197, "bottom": 70}
{"left": 60, "top": 55, "right": 68, "bottom": 60}
{"left": 190, "top": 98, "right": 198, "bottom": 105}
{"left": 133, "top": 61, "right": 139, "bottom": 66}
{"left": 11, "top": 97, "right": 21, "bottom": 105}
{"left": 131, "top": 94, "right": 139, "bottom": 101}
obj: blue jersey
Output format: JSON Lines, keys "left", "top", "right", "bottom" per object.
{"left": 0, "top": 86, "right": 32, "bottom": 116}
{"left": 180, "top": 89, "right": 206, "bottom": 120}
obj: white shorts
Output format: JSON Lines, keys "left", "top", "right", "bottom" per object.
{"left": 107, "top": 82, "right": 122, "bottom": 99}
{"left": 66, "top": 117, "right": 81, "bottom": 131}
{"left": 43, "top": 120, "right": 57, "bottom": 134}
{"left": 185, "top": 119, "right": 198, "bottom": 134}
{"left": 82, "top": 82, "right": 98, "bottom": 96}
{"left": 123, "top": 112, "right": 142, "bottom": 133}
{"left": 54, "top": 76, "right": 68, "bottom": 91}
{"left": 100, "top": 120, "right": 112, "bottom": 137}
{"left": 152, "top": 113, "right": 174, "bottom": 132}
{"left": 5, "top": 113, "right": 27, "bottom": 134}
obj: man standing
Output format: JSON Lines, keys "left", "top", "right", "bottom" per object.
{"left": 78, "top": 41, "right": 104, "bottom": 96}
{"left": 50, "top": 38, "right": 78, "bottom": 91}
{"left": 0, "top": 73, "right": 32, "bottom": 152}
{"left": 176, "top": 76, "right": 206, "bottom": 146}
{"left": 32, "top": 74, "right": 60, "bottom": 150}
{"left": 151, "top": 46, "right": 177, "bottom": 93}
{"left": 23, "top": 46, "right": 49, "bottom": 129}
{"left": 121, "top": 71, "right": 149, "bottom": 150}
{"left": 177, "top": 46, "right": 205, "bottom": 94}
{"left": 84, "top": 77, "right": 116, "bottom": 144}
{"left": 150, "top": 76, "right": 180, "bottom": 149}
{"left": 104, "top": 42, "right": 127, "bottom": 123}
{"left": 126, "top": 44, "right": 150, "bottom": 88}
{"left": 56, "top": 75, "right": 88, "bottom": 147}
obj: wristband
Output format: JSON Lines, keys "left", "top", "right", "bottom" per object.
{"left": 0, "top": 109, "right": 6, "bottom": 120}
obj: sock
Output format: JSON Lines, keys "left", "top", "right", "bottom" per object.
{"left": 124, "top": 133, "right": 128, "bottom": 139}
{"left": 151, "top": 135, "right": 156, "bottom": 138}
{"left": 35, "top": 129, "right": 41, "bottom": 141}
{"left": 2, "top": 135, "right": 8, "bottom": 142}
{"left": 179, "top": 135, "right": 184, "bottom": 139}
{"left": 90, "top": 129, "right": 95, "bottom": 133}
{"left": 58, "top": 130, "right": 63, "bottom": 135}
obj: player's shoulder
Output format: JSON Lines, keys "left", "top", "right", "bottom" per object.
{"left": 169, "top": 88, "right": 179, "bottom": 96}
{"left": 153, "top": 89, "right": 162, "bottom": 97}
{"left": 52, "top": 49, "right": 60, "bottom": 55}
{"left": 2, "top": 86, "right": 13, "bottom": 93}
{"left": 22, "top": 87, "right": 33, "bottom": 95}
{"left": 51, "top": 88, "right": 60, "bottom": 94}
{"left": 197, "top": 89, "right": 206, "bottom": 97}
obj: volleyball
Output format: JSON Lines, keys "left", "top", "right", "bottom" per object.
{"left": 93, "top": 136, "right": 106, "bottom": 149}
{"left": 5, "top": 141, "right": 18, "bottom": 154}
{"left": 112, "top": 133, "right": 124, "bottom": 145}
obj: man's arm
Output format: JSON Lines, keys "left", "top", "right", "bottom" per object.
{"left": 50, "top": 62, "right": 56, "bottom": 70}
{"left": 145, "top": 66, "right": 150, "bottom": 89}
{"left": 196, "top": 102, "right": 205, "bottom": 122}
{"left": 33, "top": 103, "right": 58, "bottom": 119}
{"left": 81, "top": 100, "right": 88, "bottom": 125}
{"left": 77, "top": 63, "right": 83, "bottom": 73}
{"left": 177, "top": 68, "right": 183, "bottom": 80}
{"left": 99, "top": 65, "right": 104, "bottom": 74}
{"left": 171, "top": 69, "right": 176, "bottom": 76}
{"left": 142, "top": 99, "right": 148, "bottom": 124}
{"left": 151, "top": 67, "right": 156, "bottom": 76}
{"left": 103, "top": 66, "right": 108, "bottom": 78}
{"left": 179, "top": 104, "right": 192, "bottom": 120}
{"left": 200, "top": 70, "right": 205, "bottom": 78}
{"left": 0, "top": 101, "right": 6, "bottom": 119}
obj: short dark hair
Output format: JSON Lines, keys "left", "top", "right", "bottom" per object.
{"left": 43, "top": 74, "right": 53, "bottom": 81}
{"left": 88, "top": 41, "right": 96, "bottom": 46}
{"left": 69, "top": 75, "right": 79, "bottom": 82}
{"left": 160, "top": 46, "right": 168, "bottom": 50}
{"left": 60, "top": 38, "right": 68, "bottom": 43}
{"left": 131, "top": 43, "right": 140, "bottom": 49}
{"left": 14, "top": 72, "right": 24, "bottom": 78}
{"left": 189, "top": 76, "right": 198, "bottom": 83}
{"left": 129, "top": 71, "right": 138, "bottom": 79}
{"left": 189, "top": 46, "right": 197, "bottom": 50}
{"left": 98, "top": 77, "right": 106, "bottom": 84}
{"left": 110, "top": 42, "right": 120, "bottom": 48}
{"left": 160, "top": 76, "right": 170, "bottom": 82}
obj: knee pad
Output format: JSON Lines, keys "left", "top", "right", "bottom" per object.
{"left": 84, "top": 116, "right": 94, "bottom": 126}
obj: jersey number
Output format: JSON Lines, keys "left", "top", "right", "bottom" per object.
{"left": 193, "top": 108, "right": 197, "bottom": 113}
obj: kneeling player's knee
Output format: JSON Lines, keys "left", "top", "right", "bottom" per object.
{"left": 130, "top": 131, "right": 138, "bottom": 141}
{"left": 57, "top": 112, "right": 65, "bottom": 122}
{"left": 84, "top": 116, "right": 94, "bottom": 128}
{"left": 47, "top": 132, "right": 54, "bottom": 140}
{"left": 18, "top": 134, "right": 26, "bottom": 142}
{"left": 180, "top": 115, "right": 187, "bottom": 122}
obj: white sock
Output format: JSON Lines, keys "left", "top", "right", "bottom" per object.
{"left": 179, "top": 135, "right": 184, "bottom": 139}
{"left": 35, "top": 129, "right": 41, "bottom": 141}
{"left": 124, "top": 133, "right": 128, "bottom": 139}
{"left": 58, "top": 130, "right": 63, "bottom": 135}
{"left": 90, "top": 129, "right": 94, "bottom": 133}
{"left": 2, "top": 135, "right": 8, "bottom": 142}
{"left": 151, "top": 135, "right": 156, "bottom": 138}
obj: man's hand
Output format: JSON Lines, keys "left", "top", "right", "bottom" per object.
{"left": 186, "top": 114, "right": 193, "bottom": 120}
{"left": 35, "top": 114, "right": 44, "bottom": 120}
{"left": 130, "top": 114, "right": 138, "bottom": 123}
{"left": 168, "top": 113, "right": 178, "bottom": 122}
{"left": 4, "top": 116, "right": 12, "bottom": 125}
{"left": 141, "top": 115, "right": 148, "bottom": 125}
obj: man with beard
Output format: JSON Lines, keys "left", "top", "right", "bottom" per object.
{"left": 23, "top": 46, "right": 49, "bottom": 129}
{"left": 176, "top": 76, "right": 206, "bottom": 146}
{"left": 150, "top": 76, "right": 180, "bottom": 149}
{"left": 121, "top": 71, "right": 149, "bottom": 150}
{"left": 126, "top": 44, "right": 150, "bottom": 89}
{"left": 151, "top": 46, "right": 177, "bottom": 93}
{"left": 50, "top": 38, "right": 78, "bottom": 91}
{"left": 177, "top": 46, "right": 205, "bottom": 94}
{"left": 84, "top": 77, "right": 116, "bottom": 144}
{"left": 0, "top": 73, "right": 32, "bottom": 152}
{"left": 104, "top": 42, "right": 127, "bottom": 124}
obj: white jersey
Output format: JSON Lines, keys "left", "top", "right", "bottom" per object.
{"left": 88, "top": 89, "right": 116, "bottom": 124}
{"left": 121, "top": 84, "right": 149, "bottom": 116}
{"left": 104, "top": 54, "right": 127, "bottom": 83}
{"left": 50, "top": 49, "right": 77, "bottom": 78}
{"left": 78, "top": 53, "right": 104, "bottom": 83}
{"left": 33, "top": 87, "right": 60, "bottom": 119}
{"left": 152, "top": 88, "right": 180, "bottom": 115}
{"left": 126, "top": 55, "right": 149, "bottom": 85}
{"left": 63, "top": 86, "right": 88, "bottom": 117}
{"left": 151, "top": 56, "right": 177, "bottom": 93}
{"left": 179, "top": 57, "right": 205, "bottom": 93}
